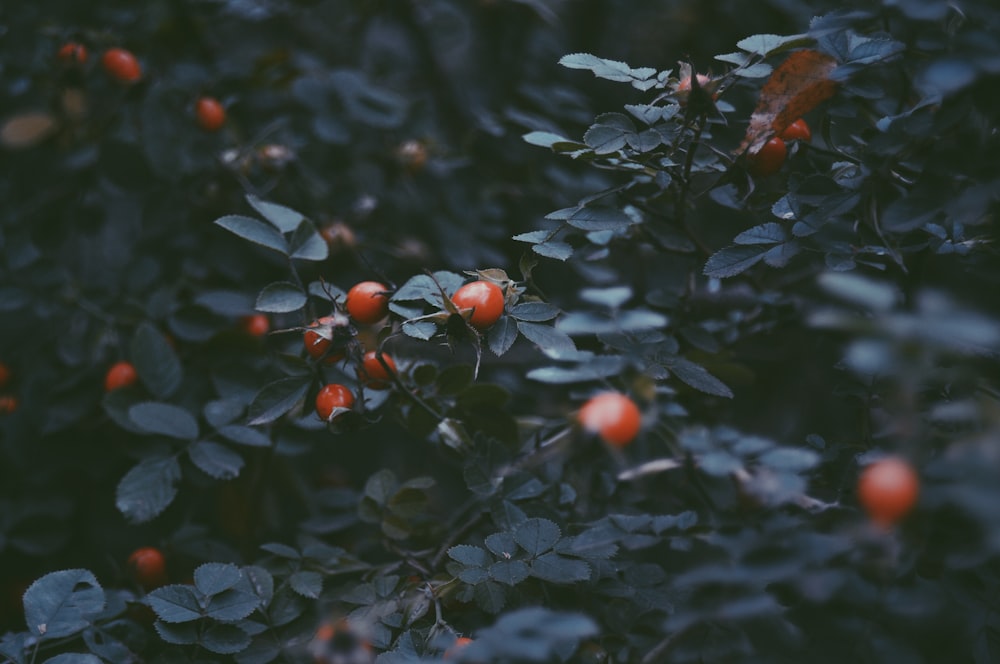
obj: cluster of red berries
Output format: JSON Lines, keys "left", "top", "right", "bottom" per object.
{"left": 310, "top": 279, "right": 507, "bottom": 422}
{"left": 56, "top": 41, "right": 226, "bottom": 132}
{"left": 747, "top": 118, "right": 812, "bottom": 177}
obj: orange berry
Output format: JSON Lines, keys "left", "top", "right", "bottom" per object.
{"left": 444, "top": 637, "right": 474, "bottom": 660}
{"left": 345, "top": 281, "right": 390, "bottom": 325}
{"left": 57, "top": 42, "right": 88, "bottom": 66}
{"left": 0, "top": 396, "right": 17, "bottom": 414}
{"left": 105, "top": 361, "right": 138, "bottom": 392}
{"left": 857, "top": 456, "right": 919, "bottom": 526}
{"left": 240, "top": 314, "right": 269, "bottom": 337}
{"left": 127, "top": 547, "right": 167, "bottom": 590}
{"left": 315, "top": 384, "right": 355, "bottom": 421}
{"left": 452, "top": 281, "right": 504, "bottom": 330}
{"left": 356, "top": 351, "right": 397, "bottom": 389}
{"left": 101, "top": 48, "right": 142, "bottom": 84}
{"left": 578, "top": 392, "right": 641, "bottom": 448}
{"left": 195, "top": 97, "right": 226, "bottom": 132}
{"left": 304, "top": 316, "right": 345, "bottom": 364}
{"left": 0, "top": 363, "right": 9, "bottom": 389}
{"left": 747, "top": 137, "right": 787, "bottom": 177}
{"left": 780, "top": 118, "right": 812, "bottom": 143}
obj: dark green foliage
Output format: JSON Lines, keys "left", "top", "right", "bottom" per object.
{"left": 2, "top": 0, "right": 1000, "bottom": 662}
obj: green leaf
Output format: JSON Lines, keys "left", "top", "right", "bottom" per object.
{"left": 194, "top": 563, "right": 242, "bottom": 596}
{"left": 115, "top": 457, "right": 182, "bottom": 523}
{"left": 448, "top": 545, "right": 491, "bottom": 568}
{"left": 530, "top": 553, "right": 592, "bottom": 584}
{"left": 288, "top": 222, "right": 328, "bottom": 262}
{"left": 522, "top": 131, "right": 572, "bottom": 147}
{"left": 736, "top": 33, "right": 810, "bottom": 56}
{"left": 289, "top": 571, "right": 323, "bottom": 599}
{"left": 510, "top": 302, "right": 560, "bottom": 322}
{"left": 200, "top": 623, "right": 252, "bottom": 655}
{"left": 214, "top": 215, "right": 289, "bottom": 255}
{"left": 488, "top": 315, "right": 519, "bottom": 356}
{"left": 559, "top": 53, "right": 634, "bottom": 82}
{"left": 247, "top": 377, "right": 311, "bottom": 425}
{"left": 188, "top": 440, "right": 244, "bottom": 480}
{"left": 218, "top": 425, "right": 271, "bottom": 447}
{"left": 513, "top": 518, "right": 561, "bottom": 556}
{"left": 154, "top": 621, "right": 199, "bottom": 645}
{"left": 667, "top": 358, "right": 733, "bottom": 398}
{"left": 817, "top": 272, "right": 898, "bottom": 312}
{"left": 194, "top": 289, "right": 255, "bottom": 316}
{"left": 733, "top": 222, "right": 786, "bottom": 245}
{"left": 583, "top": 124, "right": 629, "bottom": 154}
{"left": 43, "top": 655, "right": 101, "bottom": 664}
{"left": 129, "top": 402, "right": 199, "bottom": 439}
{"left": 205, "top": 587, "right": 260, "bottom": 622}
{"left": 147, "top": 585, "right": 203, "bottom": 623}
{"left": 255, "top": 282, "right": 307, "bottom": 314}
{"left": 23, "top": 569, "right": 104, "bottom": 639}
{"left": 489, "top": 560, "right": 530, "bottom": 586}
{"left": 759, "top": 447, "right": 820, "bottom": 472}
{"left": 485, "top": 532, "right": 518, "bottom": 557}
{"left": 517, "top": 322, "right": 576, "bottom": 354}
{"left": 703, "top": 245, "right": 770, "bottom": 278}
{"left": 474, "top": 581, "right": 506, "bottom": 614}
{"left": 246, "top": 194, "right": 304, "bottom": 233}
{"left": 364, "top": 469, "right": 399, "bottom": 505}
{"left": 548, "top": 206, "right": 633, "bottom": 232}
{"left": 131, "top": 322, "right": 182, "bottom": 399}
{"left": 526, "top": 356, "right": 627, "bottom": 384}
{"left": 532, "top": 242, "right": 574, "bottom": 261}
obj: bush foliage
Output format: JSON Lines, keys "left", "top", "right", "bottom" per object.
{"left": 2, "top": 0, "right": 1000, "bottom": 662}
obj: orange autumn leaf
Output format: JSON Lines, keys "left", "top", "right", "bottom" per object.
{"left": 739, "top": 49, "right": 838, "bottom": 155}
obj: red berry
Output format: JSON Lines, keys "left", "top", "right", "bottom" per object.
{"left": 57, "top": 42, "right": 88, "bottom": 66}
{"left": 0, "top": 363, "right": 9, "bottom": 389}
{"left": 315, "top": 384, "right": 355, "bottom": 421}
{"left": 578, "top": 392, "right": 641, "bottom": 448}
{"left": 105, "top": 361, "right": 138, "bottom": 392}
{"left": 240, "top": 314, "right": 269, "bottom": 337}
{"left": 356, "top": 351, "right": 397, "bottom": 389}
{"left": 444, "top": 637, "right": 474, "bottom": 660}
{"left": 127, "top": 547, "right": 167, "bottom": 590}
{"left": 101, "top": 48, "right": 142, "bottom": 84}
{"left": 0, "top": 396, "right": 17, "bottom": 414}
{"left": 345, "top": 281, "right": 390, "bottom": 325}
{"left": 195, "top": 97, "right": 226, "bottom": 132}
{"left": 452, "top": 281, "right": 504, "bottom": 330}
{"left": 780, "top": 118, "right": 812, "bottom": 143}
{"left": 747, "top": 137, "right": 787, "bottom": 177}
{"left": 857, "top": 456, "right": 919, "bottom": 526}
{"left": 304, "top": 316, "right": 346, "bottom": 364}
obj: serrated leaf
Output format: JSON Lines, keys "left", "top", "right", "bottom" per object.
{"left": 513, "top": 518, "right": 561, "bottom": 556}
{"left": 289, "top": 571, "right": 323, "bottom": 599}
{"left": 214, "top": 216, "right": 289, "bottom": 255}
{"left": 474, "top": 582, "right": 506, "bottom": 614}
{"left": 737, "top": 33, "right": 810, "bottom": 56}
{"left": 559, "top": 53, "right": 633, "bottom": 82}
{"left": 194, "top": 563, "right": 242, "bottom": 596}
{"left": 247, "top": 377, "right": 311, "bottom": 426}
{"left": 201, "top": 623, "right": 252, "bottom": 655}
{"left": 510, "top": 302, "right": 560, "bottom": 322}
{"left": 204, "top": 399, "right": 245, "bottom": 428}
{"left": 255, "top": 282, "right": 307, "bottom": 313}
{"left": 488, "top": 315, "right": 518, "bottom": 356}
{"left": 246, "top": 195, "right": 304, "bottom": 233}
{"left": 23, "top": 570, "right": 104, "bottom": 639}
{"left": 147, "top": 585, "right": 203, "bottom": 623}
{"left": 131, "top": 322, "right": 182, "bottom": 399}
{"left": 485, "top": 532, "right": 518, "bottom": 557}
{"left": 530, "top": 553, "right": 592, "bottom": 584}
{"left": 206, "top": 588, "right": 260, "bottom": 622}
{"left": 703, "top": 245, "right": 769, "bottom": 278}
{"left": 288, "top": 223, "right": 328, "bottom": 262}
{"left": 115, "top": 457, "right": 182, "bottom": 523}
{"left": 154, "top": 620, "right": 199, "bottom": 645}
{"left": 189, "top": 441, "right": 244, "bottom": 480}
{"left": 532, "top": 242, "right": 573, "bottom": 260}
{"left": 218, "top": 425, "right": 271, "bottom": 447}
{"left": 583, "top": 124, "right": 629, "bottom": 154}
{"left": 517, "top": 322, "right": 576, "bottom": 354}
{"left": 402, "top": 320, "right": 437, "bottom": 340}
{"left": 128, "top": 402, "right": 199, "bottom": 440}
{"left": 733, "top": 222, "right": 786, "bottom": 245}
{"left": 489, "top": 560, "right": 530, "bottom": 586}
{"left": 667, "top": 358, "right": 733, "bottom": 398}
{"left": 522, "top": 131, "right": 572, "bottom": 147}
{"left": 526, "top": 356, "right": 627, "bottom": 384}
{"left": 448, "top": 545, "right": 491, "bottom": 568}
